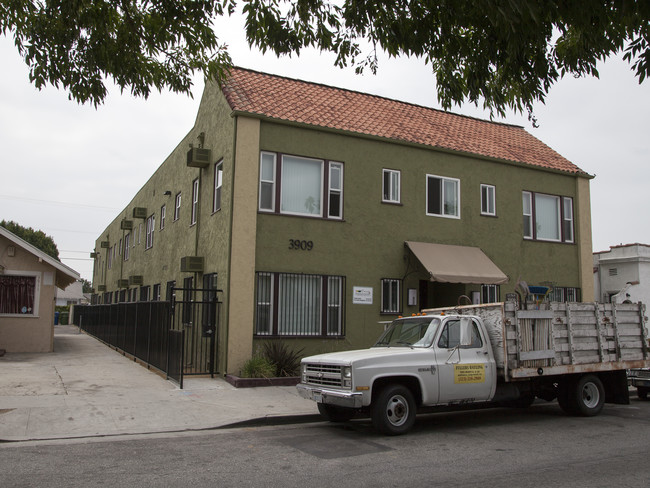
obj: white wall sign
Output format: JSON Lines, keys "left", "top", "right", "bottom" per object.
{"left": 353, "top": 286, "right": 373, "bottom": 305}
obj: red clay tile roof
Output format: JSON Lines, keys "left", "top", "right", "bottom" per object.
{"left": 222, "top": 67, "right": 586, "bottom": 175}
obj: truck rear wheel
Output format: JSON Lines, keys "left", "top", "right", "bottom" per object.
{"left": 371, "top": 384, "right": 416, "bottom": 435}
{"left": 317, "top": 403, "right": 355, "bottom": 422}
{"left": 571, "top": 375, "right": 605, "bottom": 416}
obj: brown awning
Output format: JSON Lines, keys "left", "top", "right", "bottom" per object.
{"left": 405, "top": 241, "right": 509, "bottom": 285}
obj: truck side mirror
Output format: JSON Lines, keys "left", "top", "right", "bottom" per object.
{"left": 459, "top": 317, "right": 473, "bottom": 347}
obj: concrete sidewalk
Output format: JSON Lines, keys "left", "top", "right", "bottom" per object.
{"left": 0, "top": 325, "right": 319, "bottom": 442}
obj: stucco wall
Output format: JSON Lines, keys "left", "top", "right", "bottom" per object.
{"left": 0, "top": 236, "right": 57, "bottom": 352}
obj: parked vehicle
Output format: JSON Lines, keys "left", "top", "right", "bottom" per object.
{"left": 628, "top": 368, "right": 650, "bottom": 399}
{"left": 297, "top": 301, "right": 649, "bottom": 435}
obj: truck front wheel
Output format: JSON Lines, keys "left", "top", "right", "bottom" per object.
{"left": 571, "top": 375, "right": 605, "bottom": 416}
{"left": 371, "top": 384, "right": 416, "bottom": 435}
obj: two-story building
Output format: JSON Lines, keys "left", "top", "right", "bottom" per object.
{"left": 92, "top": 68, "right": 594, "bottom": 375}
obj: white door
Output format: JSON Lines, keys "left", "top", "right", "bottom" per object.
{"left": 434, "top": 318, "right": 495, "bottom": 403}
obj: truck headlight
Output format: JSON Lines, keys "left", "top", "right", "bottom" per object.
{"left": 342, "top": 366, "right": 352, "bottom": 388}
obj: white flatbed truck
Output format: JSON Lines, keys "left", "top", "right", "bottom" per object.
{"left": 297, "top": 301, "right": 649, "bottom": 435}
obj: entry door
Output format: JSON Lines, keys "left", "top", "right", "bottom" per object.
{"left": 434, "top": 318, "right": 494, "bottom": 403}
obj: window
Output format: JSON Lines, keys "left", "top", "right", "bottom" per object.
{"left": 138, "top": 223, "right": 142, "bottom": 244}
{"left": 254, "top": 272, "right": 345, "bottom": 336}
{"left": 382, "top": 169, "right": 401, "bottom": 203}
{"left": 124, "top": 233, "right": 130, "bottom": 261}
{"left": 328, "top": 162, "right": 343, "bottom": 219}
{"left": 563, "top": 197, "right": 574, "bottom": 243}
{"left": 259, "top": 152, "right": 344, "bottom": 219}
{"left": 108, "top": 245, "right": 112, "bottom": 269}
{"left": 259, "top": 152, "right": 276, "bottom": 211}
{"left": 182, "top": 277, "right": 194, "bottom": 324}
{"left": 438, "top": 319, "right": 483, "bottom": 349}
{"left": 481, "top": 284, "right": 499, "bottom": 303}
{"left": 152, "top": 284, "right": 161, "bottom": 301}
{"left": 381, "top": 279, "right": 401, "bottom": 314}
{"left": 213, "top": 160, "right": 223, "bottom": 212}
{"left": 426, "top": 174, "right": 460, "bottom": 218}
{"left": 166, "top": 280, "right": 176, "bottom": 301}
{"left": 0, "top": 274, "right": 37, "bottom": 315}
{"left": 139, "top": 286, "right": 150, "bottom": 302}
{"left": 145, "top": 214, "right": 155, "bottom": 249}
{"left": 174, "top": 192, "right": 181, "bottom": 221}
{"left": 480, "top": 184, "right": 496, "bottom": 216}
{"left": 522, "top": 191, "right": 574, "bottom": 242}
{"left": 160, "top": 205, "right": 166, "bottom": 230}
{"left": 552, "top": 287, "right": 581, "bottom": 302}
{"left": 191, "top": 178, "right": 199, "bottom": 225}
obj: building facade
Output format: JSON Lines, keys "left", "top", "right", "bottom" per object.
{"left": 92, "top": 68, "right": 594, "bottom": 375}
{"left": 594, "top": 244, "right": 650, "bottom": 306}
{"left": 1, "top": 227, "right": 79, "bottom": 352}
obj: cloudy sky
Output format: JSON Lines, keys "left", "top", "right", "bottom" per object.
{"left": 1, "top": 13, "right": 649, "bottom": 283}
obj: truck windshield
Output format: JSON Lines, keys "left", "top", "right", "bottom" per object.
{"left": 374, "top": 317, "right": 440, "bottom": 348}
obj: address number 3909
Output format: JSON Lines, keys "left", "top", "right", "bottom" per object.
{"left": 289, "top": 239, "right": 314, "bottom": 251}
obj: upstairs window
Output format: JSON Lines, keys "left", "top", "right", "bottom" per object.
{"left": 191, "top": 179, "right": 199, "bottom": 225}
{"left": 213, "top": 160, "right": 223, "bottom": 213}
{"left": 259, "top": 152, "right": 344, "bottom": 220}
{"left": 145, "top": 214, "right": 155, "bottom": 249}
{"left": 174, "top": 192, "right": 181, "bottom": 221}
{"left": 124, "top": 233, "right": 130, "bottom": 261}
{"left": 382, "top": 169, "right": 401, "bottom": 203}
{"left": 160, "top": 205, "right": 166, "bottom": 230}
{"left": 523, "top": 191, "right": 574, "bottom": 243}
{"left": 427, "top": 174, "right": 460, "bottom": 218}
{"left": 480, "top": 184, "right": 496, "bottom": 216}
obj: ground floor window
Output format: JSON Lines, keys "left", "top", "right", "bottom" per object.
{"left": 254, "top": 272, "right": 345, "bottom": 337}
{"left": 381, "top": 278, "right": 401, "bottom": 314}
{"left": 481, "top": 284, "right": 500, "bottom": 304}
{"left": 0, "top": 275, "right": 36, "bottom": 315}
{"left": 551, "top": 287, "right": 581, "bottom": 302}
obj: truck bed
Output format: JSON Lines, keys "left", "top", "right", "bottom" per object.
{"left": 425, "top": 301, "right": 649, "bottom": 381}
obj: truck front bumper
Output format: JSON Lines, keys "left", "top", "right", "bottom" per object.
{"left": 631, "top": 377, "right": 650, "bottom": 388}
{"left": 296, "top": 383, "right": 364, "bottom": 409}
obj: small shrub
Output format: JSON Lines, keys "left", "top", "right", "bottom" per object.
{"left": 263, "top": 342, "right": 304, "bottom": 377}
{"left": 241, "top": 356, "right": 276, "bottom": 378}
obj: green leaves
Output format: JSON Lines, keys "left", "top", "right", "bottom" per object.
{"left": 1, "top": 1, "right": 649, "bottom": 114}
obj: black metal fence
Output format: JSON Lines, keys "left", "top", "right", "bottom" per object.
{"left": 74, "top": 287, "right": 220, "bottom": 388}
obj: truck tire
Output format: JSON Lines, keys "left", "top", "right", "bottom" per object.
{"left": 371, "top": 384, "right": 416, "bottom": 435}
{"left": 571, "top": 375, "right": 605, "bottom": 416}
{"left": 638, "top": 387, "right": 649, "bottom": 400}
{"left": 317, "top": 403, "right": 355, "bottom": 422}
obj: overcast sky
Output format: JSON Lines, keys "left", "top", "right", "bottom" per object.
{"left": 1, "top": 14, "right": 649, "bottom": 283}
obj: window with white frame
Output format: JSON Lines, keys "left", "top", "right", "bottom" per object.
{"left": 254, "top": 272, "right": 345, "bottom": 336}
{"left": 191, "top": 178, "right": 199, "bottom": 225}
{"left": 381, "top": 278, "right": 401, "bottom": 314}
{"left": 259, "top": 152, "right": 344, "bottom": 219}
{"left": 328, "top": 162, "right": 343, "bottom": 218}
{"left": 382, "top": 169, "right": 401, "bottom": 203}
{"left": 0, "top": 273, "right": 39, "bottom": 315}
{"left": 213, "top": 160, "right": 223, "bottom": 212}
{"left": 426, "top": 174, "right": 460, "bottom": 218}
{"left": 480, "top": 184, "right": 496, "bottom": 216}
{"left": 522, "top": 191, "right": 574, "bottom": 242}
{"left": 481, "top": 284, "right": 499, "bottom": 303}
{"left": 174, "top": 192, "right": 181, "bottom": 221}
{"left": 145, "top": 214, "right": 155, "bottom": 249}
{"left": 160, "top": 205, "right": 166, "bottom": 230}
{"left": 124, "top": 233, "right": 130, "bottom": 261}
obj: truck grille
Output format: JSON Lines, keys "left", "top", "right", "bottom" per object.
{"left": 303, "top": 363, "right": 345, "bottom": 388}
{"left": 635, "top": 370, "right": 650, "bottom": 379}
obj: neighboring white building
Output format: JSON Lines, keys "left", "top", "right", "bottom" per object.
{"left": 593, "top": 244, "right": 650, "bottom": 307}
{"left": 55, "top": 280, "right": 86, "bottom": 306}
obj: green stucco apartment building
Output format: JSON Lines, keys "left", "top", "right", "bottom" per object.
{"left": 92, "top": 68, "right": 594, "bottom": 375}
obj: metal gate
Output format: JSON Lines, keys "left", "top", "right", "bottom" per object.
{"left": 170, "top": 286, "right": 221, "bottom": 376}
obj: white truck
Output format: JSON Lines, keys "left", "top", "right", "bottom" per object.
{"left": 297, "top": 301, "right": 649, "bottom": 435}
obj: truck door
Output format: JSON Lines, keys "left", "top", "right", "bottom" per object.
{"left": 434, "top": 317, "right": 495, "bottom": 403}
